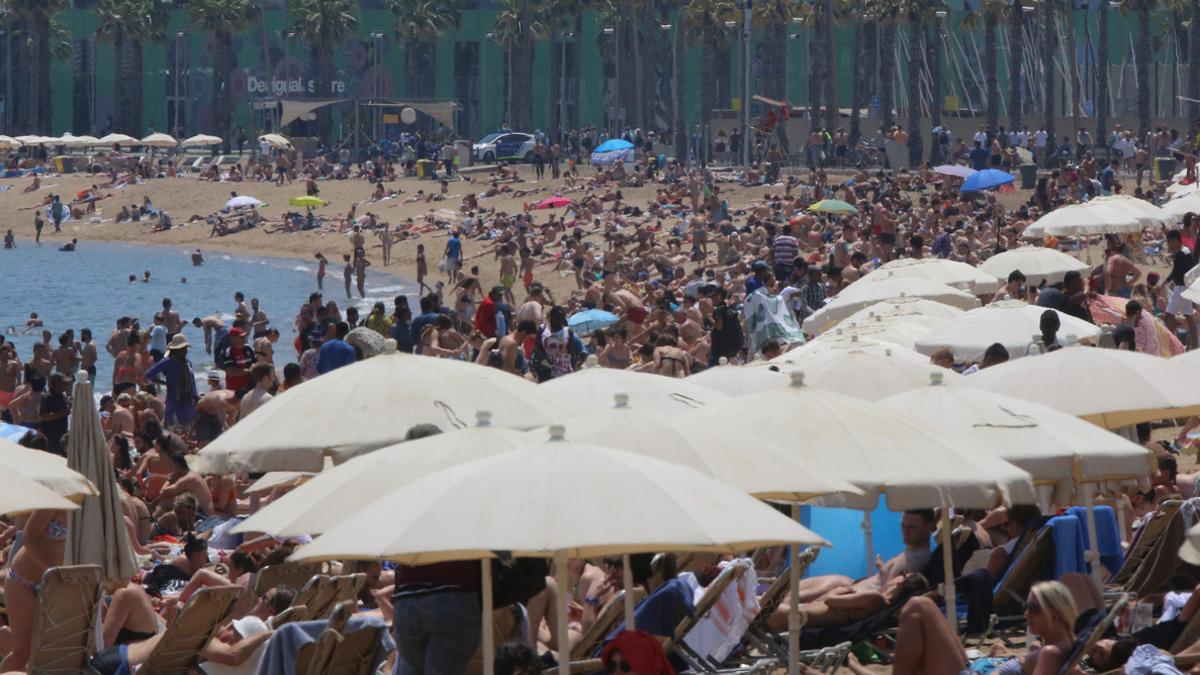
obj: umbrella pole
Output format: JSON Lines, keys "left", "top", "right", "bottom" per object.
{"left": 788, "top": 503, "right": 801, "bottom": 675}
{"left": 1083, "top": 484, "right": 1104, "bottom": 584}
{"left": 482, "top": 558, "right": 495, "bottom": 675}
{"left": 1036, "top": 484, "right": 1053, "bottom": 515}
{"left": 555, "top": 551, "right": 570, "bottom": 675}
{"left": 621, "top": 554, "right": 635, "bottom": 632}
{"left": 940, "top": 507, "right": 957, "bottom": 632}
{"left": 862, "top": 511, "right": 874, "bottom": 577}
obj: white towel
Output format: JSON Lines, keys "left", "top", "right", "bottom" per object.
{"left": 682, "top": 559, "right": 759, "bottom": 662}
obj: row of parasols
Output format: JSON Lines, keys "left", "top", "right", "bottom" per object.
{"left": 0, "top": 132, "right": 295, "bottom": 151}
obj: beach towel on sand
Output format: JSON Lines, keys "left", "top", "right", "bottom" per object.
{"left": 742, "top": 288, "right": 804, "bottom": 356}
{"left": 681, "top": 559, "right": 758, "bottom": 662}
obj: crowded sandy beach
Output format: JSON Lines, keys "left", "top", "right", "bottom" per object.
{"left": 6, "top": 7, "right": 1200, "bottom": 675}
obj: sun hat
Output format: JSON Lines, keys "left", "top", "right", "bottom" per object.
{"left": 167, "top": 334, "right": 189, "bottom": 351}
{"left": 232, "top": 615, "right": 269, "bottom": 638}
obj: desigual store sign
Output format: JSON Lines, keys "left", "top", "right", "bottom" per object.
{"left": 244, "top": 76, "right": 349, "bottom": 96}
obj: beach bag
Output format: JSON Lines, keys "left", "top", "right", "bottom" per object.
{"left": 491, "top": 557, "right": 549, "bottom": 607}
{"left": 437, "top": 257, "right": 449, "bottom": 273}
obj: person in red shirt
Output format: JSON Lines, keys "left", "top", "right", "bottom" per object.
{"left": 216, "top": 326, "right": 254, "bottom": 393}
{"left": 473, "top": 285, "right": 505, "bottom": 338}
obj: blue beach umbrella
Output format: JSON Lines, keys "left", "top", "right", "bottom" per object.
{"left": 568, "top": 309, "right": 620, "bottom": 334}
{"left": 0, "top": 421, "right": 33, "bottom": 443}
{"left": 594, "top": 138, "right": 634, "bottom": 153}
{"left": 961, "top": 168, "right": 1015, "bottom": 192}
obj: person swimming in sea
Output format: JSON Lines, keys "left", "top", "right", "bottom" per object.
{"left": 58, "top": 239, "right": 76, "bottom": 252}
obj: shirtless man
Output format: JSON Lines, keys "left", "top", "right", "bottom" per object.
{"left": 249, "top": 298, "right": 270, "bottom": 338}
{"left": 194, "top": 377, "right": 240, "bottom": 446}
{"left": 79, "top": 328, "right": 98, "bottom": 383}
{"left": 108, "top": 393, "right": 138, "bottom": 439}
{"left": 873, "top": 200, "right": 898, "bottom": 262}
{"left": 161, "top": 298, "right": 183, "bottom": 337}
{"left": 157, "top": 453, "right": 215, "bottom": 516}
{"left": 52, "top": 333, "right": 80, "bottom": 383}
{"left": 233, "top": 292, "right": 250, "bottom": 321}
{"left": 497, "top": 243, "right": 518, "bottom": 305}
{"left": 192, "top": 315, "right": 226, "bottom": 355}
{"left": 106, "top": 317, "right": 133, "bottom": 358}
{"left": 112, "top": 333, "right": 145, "bottom": 392}
{"left": 1104, "top": 239, "right": 1141, "bottom": 298}
{"left": 29, "top": 342, "right": 54, "bottom": 380}
{"left": 516, "top": 284, "right": 553, "bottom": 325}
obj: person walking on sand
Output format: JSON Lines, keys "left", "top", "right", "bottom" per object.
{"left": 34, "top": 213, "right": 43, "bottom": 244}
{"left": 342, "top": 254, "right": 353, "bottom": 298}
{"left": 314, "top": 252, "right": 328, "bottom": 291}
{"left": 416, "top": 244, "right": 431, "bottom": 294}
{"left": 354, "top": 254, "right": 370, "bottom": 299}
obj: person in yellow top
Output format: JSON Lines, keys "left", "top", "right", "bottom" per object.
{"left": 363, "top": 301, "right": 393, "bottom": 337}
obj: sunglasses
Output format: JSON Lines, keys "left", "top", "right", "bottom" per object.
{"left": 606, "top": 661, "right": 632, "bottom": 674}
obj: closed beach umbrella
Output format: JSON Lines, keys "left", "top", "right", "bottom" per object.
{"left": 234, "top": 412, "right": 533, "bottom": 538}
{"left": 969, "top": 346, "right": 1200, "bottom": 429}
{"left": 803, "top": 279, "right": 981, "bottom": 335}
{"left": 289, "top": 195, "right": 328, "bottom": 208}
{"left": 180, "top": 134, "right": 223, "bottom": 148}
{"left": 551, "top": 393, "right": 863, "bottom": 500}
{"left": 566, "top": 308, "right": 619, "bottom": 333}
{"left": 540, "top": 364, "right": 729, "bottom": 415}
{"left": 914, "top": 300, "right": 1102, "bottom": 362}
{"left": 290, "top": 427, "right": 830, "bottom": 675}
{"left": 979, "top": 247, "right": 1090, "bottom": 286}
{"left": 0, "top": 438, "right": 96, "bottom": 500}
{"left": 258, "top": 133, "right": 293, "bottom": 149}
{"left": 773, "top": 342, "right": 964, "bottom": 401}
{"left": 140, "top": 132, "right": 178, "bottom": 148}
{"left": 65, "top": 373, "right": 137, "bottom": 585}
{"left": 225, "top": 195, "right": 265, "bottom": 209}
{"left": 96, "top": 133, "right": 140, "bottom": 147}
{"left": 860, "top": 258, "right": 1001, "bottom": 295}
{"left": 933, "top": 164, "right": 975, "bottom": 178}
{"left": 193, "top": 342, "right": 571, "bottom": 473}
{"left": 961, "top": 168, "right": 1015, "bottom": 192}
{"left": 807, "top": 198, "right": 859, "bottom": 215}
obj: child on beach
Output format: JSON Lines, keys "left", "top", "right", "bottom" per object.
{"left": 314, "top": 253, "right": 328, "bottom": 291}
{"left": 342, "top": 254, "right": 353, "bottom": 299}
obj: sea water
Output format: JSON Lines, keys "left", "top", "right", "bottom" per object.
{"left": 0, "top": 239, "right": 415, "bottom": 394}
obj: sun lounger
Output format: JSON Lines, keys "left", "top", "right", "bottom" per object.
{"left": 294, "top": 601, "right": 385, "bottom": 675}
{"left": 1124, "top": 506, "right": 1193, "bottom": 597}
{"left": 314, "top": 574, "right": 366, "bottom": 619}
{"left": 138, "top": 585, "right": 242, "bottom": 675}
{"left": 25, "top": 564, "right": 103, "bottom": 675}
{"left": 571, "top": 588, "right": 647, "bottom": 667}
{"left": 1171, "top": 603, "right": 1200, "bottom": 654}
{"left": 1110, "top": 501, "right": 1181, "bottom": 588}
{"left": 665, "top": 564, "right": 748, "bottom": 672}
{"left": 270, "top": 605, "right": 308, "bottom": 629}
{"left": 295, "top": 573, "right": 364, "bottom": 620}
{"left": 255, "top": 562, "right": 324, "bottom": 596}
{"left": 291, "top": 574, "right": 328, "bottom": 613}
{"left": 741, "top": 549, "right": 820, "bottom": 660}
{"left": 1056, "top": 594, "right": 1130, "bottom": 675}
{"left": 993, "top": 526, "right": 1056, "bottom": 615}
{"left": 296, "top": 602, "right": 352, "bottom": 675}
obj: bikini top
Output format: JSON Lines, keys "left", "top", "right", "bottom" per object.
{"left": 45, "top": 519, "right": 67, "bottom": 541}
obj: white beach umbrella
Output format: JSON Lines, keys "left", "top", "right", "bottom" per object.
{"left": 192, "top": 342, "right": 572, "bottom": 474}
{"left": 1163, "top": 195, "right": 1200, "bottom": 224}
{"left": 803, "top": 279, "right": 982, "bottom": 334}
{"left": 933, "top": 164, "right": 976, "bottom": 178}
{"left": 1167, "top": 181, "right": 1199, "bottom": 199}
{"left": 95, "top": 133, "right": 140, "bottom": 146}
{"left": 686, "top": 364, "right": 791, "bottom": 396}
{"left": 0, "top": 474, "right": 82, "bottom": 517}
{"left": 913, "top": 300, "right": 1102, "bottom": 362}
{"left": 224, "top": 195, "right": 265, "bottom": 209}
{"left": 180, "top": 134, "right": 223, "bottom": 148}
{"left": 0, "top": 439, "right": 96, "bottom": 500}
{"left": 549, "top": 393, "right": 863, "bottom": 500}
{"left": 540, "top": 364, "right": 729, "bottom": 415}
{"left": 819, "top": 296, "right": 966, "bottom": 332}
{"left": 233, "top": 412, "right": 534, "bottom": 538}
{"left": 860, "top": 258, "right": 1002, "bottom": 295}
{"left": 804, "top": 312, "right": 946, "bottom": 352}
{"left": 979, "top": 247, "right": 1091, "bottom": 286}
{"left": 0, "top": 135, "right": 22, "bottom": 149}
{"left": 1090, "top": 195, "right": 1168, "bottom": 227}
{"left": 14, "top": 135, "right": 44, "bottom": 145}
{"left": 65, "top": 372, "right": 137, "bottom": 585}
{"left": 290, "top": 426, "right": 830, "bottom": 675}
{"left": 140, "top": 132, "right": 178, "bottom": 148}
{"left": 66, "top": 135, "right": 99, "bottom": 148}
{"left": 1024, "top": 203, "right": 1142, "bottom": 238}
{"left": 772, "top": 342, "right": 964, "bottom": 401}
{"left": 258, "top": 133, "right": 293, "bottom": 149}
{"left": 969, "top": 346, "right": 1200, "bottom": 429}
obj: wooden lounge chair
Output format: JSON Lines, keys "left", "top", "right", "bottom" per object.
{"left": 1108, "top": 500, "right": 1182, "bottom": 589}
{"left": 297, "top": 602, "right": 384, "bottom": 675}
{"left": 1056, "top": 594, "right": 1129, "bottom": 675}
{"left": 741, "top": 548, "right": 821, "bottom": 661}
{"left": 270, "top": 604, "right": 308, "bottom": 629}
{"left": 254, "top": 561, "right": 324, "bottom": 596}
{"left": 565, "top": 587, "right": 648, "bottom": 673}
{"left": 138, "top": 586, "right": 242, "bottom": 675}
{"left": 1171, "top": 602, "right": 1200, "bottom": 654}
{"left": 665, "top": 564, "right": 748, "bottom": 672}
{"left": 291, "top": 574, "right": 328, "bottom": 612}
{"left": 25, "top": 564, "right": 103, "bottom": 675}
{"left": 993, "top": 526, "right": 1055, "bottom": 615}
{"left": 307, "top": 574, "right": 366, "bottom": 620}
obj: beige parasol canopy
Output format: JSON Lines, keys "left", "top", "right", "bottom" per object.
{"left": 64, "top": 373, "right": 137, "bottom": 585}
{"left": 913, "top": 300, "right": 1101, "bottom": 362}
{"left": 697, "top": 371, "right": 1036, "bottom": 510}
{"left": 0, "top": 474, "right": 82, "bottom": 517}
{"left": 1022, "top": 203, "right": 1142, "bottom": 238}
{"left": 140, "top": 132, "right": 178, "bottom": 148}
{"left": 772, "top": 342, "right": 964, "bottom": 401}
{"left": 547, "top": 393, "right": 864, "bottom": 500}
{"left": 802, "top": 313, "right": 944, "bottom": 352}
{"left": 969, "top": 346, "right": 1200, "bottom": 429}
{"left": 0, "top": 135, "right": 22, "bottom": 149}
{"left": 180, "top": 134, "right": 223, "bottom": 148}
{"left": 233, "top": 412, "right": 533, "bottom": 538}
{"left": 258, "top": 133, "right": 293, "bottom": 149}
{"left": 1090, "top": 195, "right": 1168, "bottom": 227}
{"left": 0, "top": 439, "right": 96, "bottom": 501}
{"left": 860, "top": 258, "right": 1001, "bottom": 295}
{"left": 192, "top": 342, "right": 571, "bottom": 474}
{"left": 802, "top": 279, "right": 981, "bottom": 335}
{"left": 978, "top": 247, "right": 1091, "bottom": 286}
{"left": 685, "top": 364, "right": 791, "bottom": 396}
{"left": 95, "top": 133, "right": 140, "bottom": 146}
{"left": 541, "top": 363, "right": 729, "bottom": 415}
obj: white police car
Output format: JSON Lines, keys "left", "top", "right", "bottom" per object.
{"left": 473, "top": 131, "right": 535, "bottom": 163}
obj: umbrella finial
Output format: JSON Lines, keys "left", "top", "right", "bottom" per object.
{"left": 76, "top": 370, "right": 89, "bottom": 383}
{"left": 930, "top": 372, "right": 944, "bottom": 386}
{"left": 475, "top": 410, "right": 492, "bottom": 427}
{"left": 884, "top": 348, "right": 892, "bottom": 356}
{"left": 584, "top": 354, "right": 600, "bottom": 368}
{"left": 548, "top": 424, "right": 567, "bottom": 441}
{"left": 384, "top": 339, "right": 398, "bottom": 354}
{"left": 718, "top": 356, "right": 729, "bottom": 366}
{"left": 613, "top": 392, "right": 630, "bottom": 408}
{"left": 789, "top": 371, "right": 806, "bottom": 387}
{"left": 850, "top": 334, "right": 859, "bottom": 343}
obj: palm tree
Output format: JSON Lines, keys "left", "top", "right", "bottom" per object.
{"left": 850, "top": 18, "right": 877, "bottom": 144}
{"left": 544, "top": 0, "right": 592, "bottom": 139}
{"left": 493, "top": 0, "right": 546, "bottom": 131}
{"left": 1132, "top": 0, "right": 1152, "bottom": 138}
{"left": 1041, "top": 0, "right": 1056, "bottom": 164}
{"left": 878, "top": 8, "right": 898, "bottom": 130}
{"left": 821, "top": 0, "right": 836, "bottom": 133}
{"left": 98, "top": 0, "right": 171, "bottom": 135}
{"left": 189, "top": 0, "right": 260, "bottom": 141}
{"left": 683, "top": 0, "right": 736, "bottom": 163}
{"left": 1007, "top": 0, "right": 1025, "bottom": 133}
{"left": 982, "top": 1, "right": 1001, "bottom": 136}
{"left": 1096, "top": 0, "right": 1110, "bottom": 144}
{"left": 288, "top": 0, "right": 358, "bottom": 146}
{"left": 1190, "top": 4, "right": 1200, "bottom": 122}
{"left": 904, "top": 7, "right": 924, "bottom": 166}
{"left": 2, "top": 0, "right": 67, "bottom": 134}
{"left": 752, "top": 0, "right": 800, "bottom": 103}
{"left": 391, "top": 0, "right": 462, "bottom": 100}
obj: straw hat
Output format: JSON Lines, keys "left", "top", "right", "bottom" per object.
{"left": 167, "top": 334, "right": 189, "bottom": 351}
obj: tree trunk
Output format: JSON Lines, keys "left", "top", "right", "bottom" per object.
{"left": 510, "top": 36, "right": 534, "bottom": 131}
{"left": 37, "top": 14, "right": 52, "bottom": 135}
{"left": 618, "top": 0, "right": 637, "bottom": 130}
{"left": 550, "top": 38, "right": 561, "bottom": 140}
{"left": 761, "top": 19, "right": 786, "bottom": 100}
{"left": 808, "top": 10, "right": 822, "bottom": 121}
{"left": 1190, "top": 4, "right": 1200, "bottom": 122}
{"left": 1136, "top": 0, "right": 1150, "bottom": 138}
{"left": 984, "top": 7, "right": 998, "bottom": 136}
{"left": 215, "top": 31, "right": 234, "bottom": 140}
{"left": 822, "top": 0, "right": 836, "bottom": 133}
{"left": 880, "top": 20, "right": 896, "bottom": 131}
{"left": 1097, "top": 0, "right": 1110, "bottom": 144}
{"left": 850, "top": 23, "right": 865, "bottom": 146}
{"left": 1042, "top": 0, "right": 1056, "bottom": 164}
{"left": 316, "top": 38, "right": 334, "bottom": 146}
{"left": 700, "top": 19, "right": 718, "bottom": 164}
{"left": 857, "top": 21, "right": 877, "bottom": 144}
{"left": 1008, "top": 0, "right": 1023, "bottom": 132}
{"left": 131, "top": 39, "right": 145, "bottom": 135}
{"left": 930, "top": 22, "right": 942, "bottom": 129}
{"left": 672, "top": 11, "right": 685, "bottom": 162}
{"left": 641, "top": 0, "right": 659, "bottom": 131}
{"left": 905, "top": 14, "right": 923, "bottom": 167}
{"left": 113, "top": 27, "right": 126, "bottom": 133}
{"left": 1065, "top": 2, "right": 1078, "bottom": 127}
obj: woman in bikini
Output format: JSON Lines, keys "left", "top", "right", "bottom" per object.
{"left": 1, "top": 509, "right": 69, "bottom": 671}
{"left": 598, "top": 326, "right": 633, "bottom": 369}
{"left": 652, "top": 335, "right": 691, "bottom": 378}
